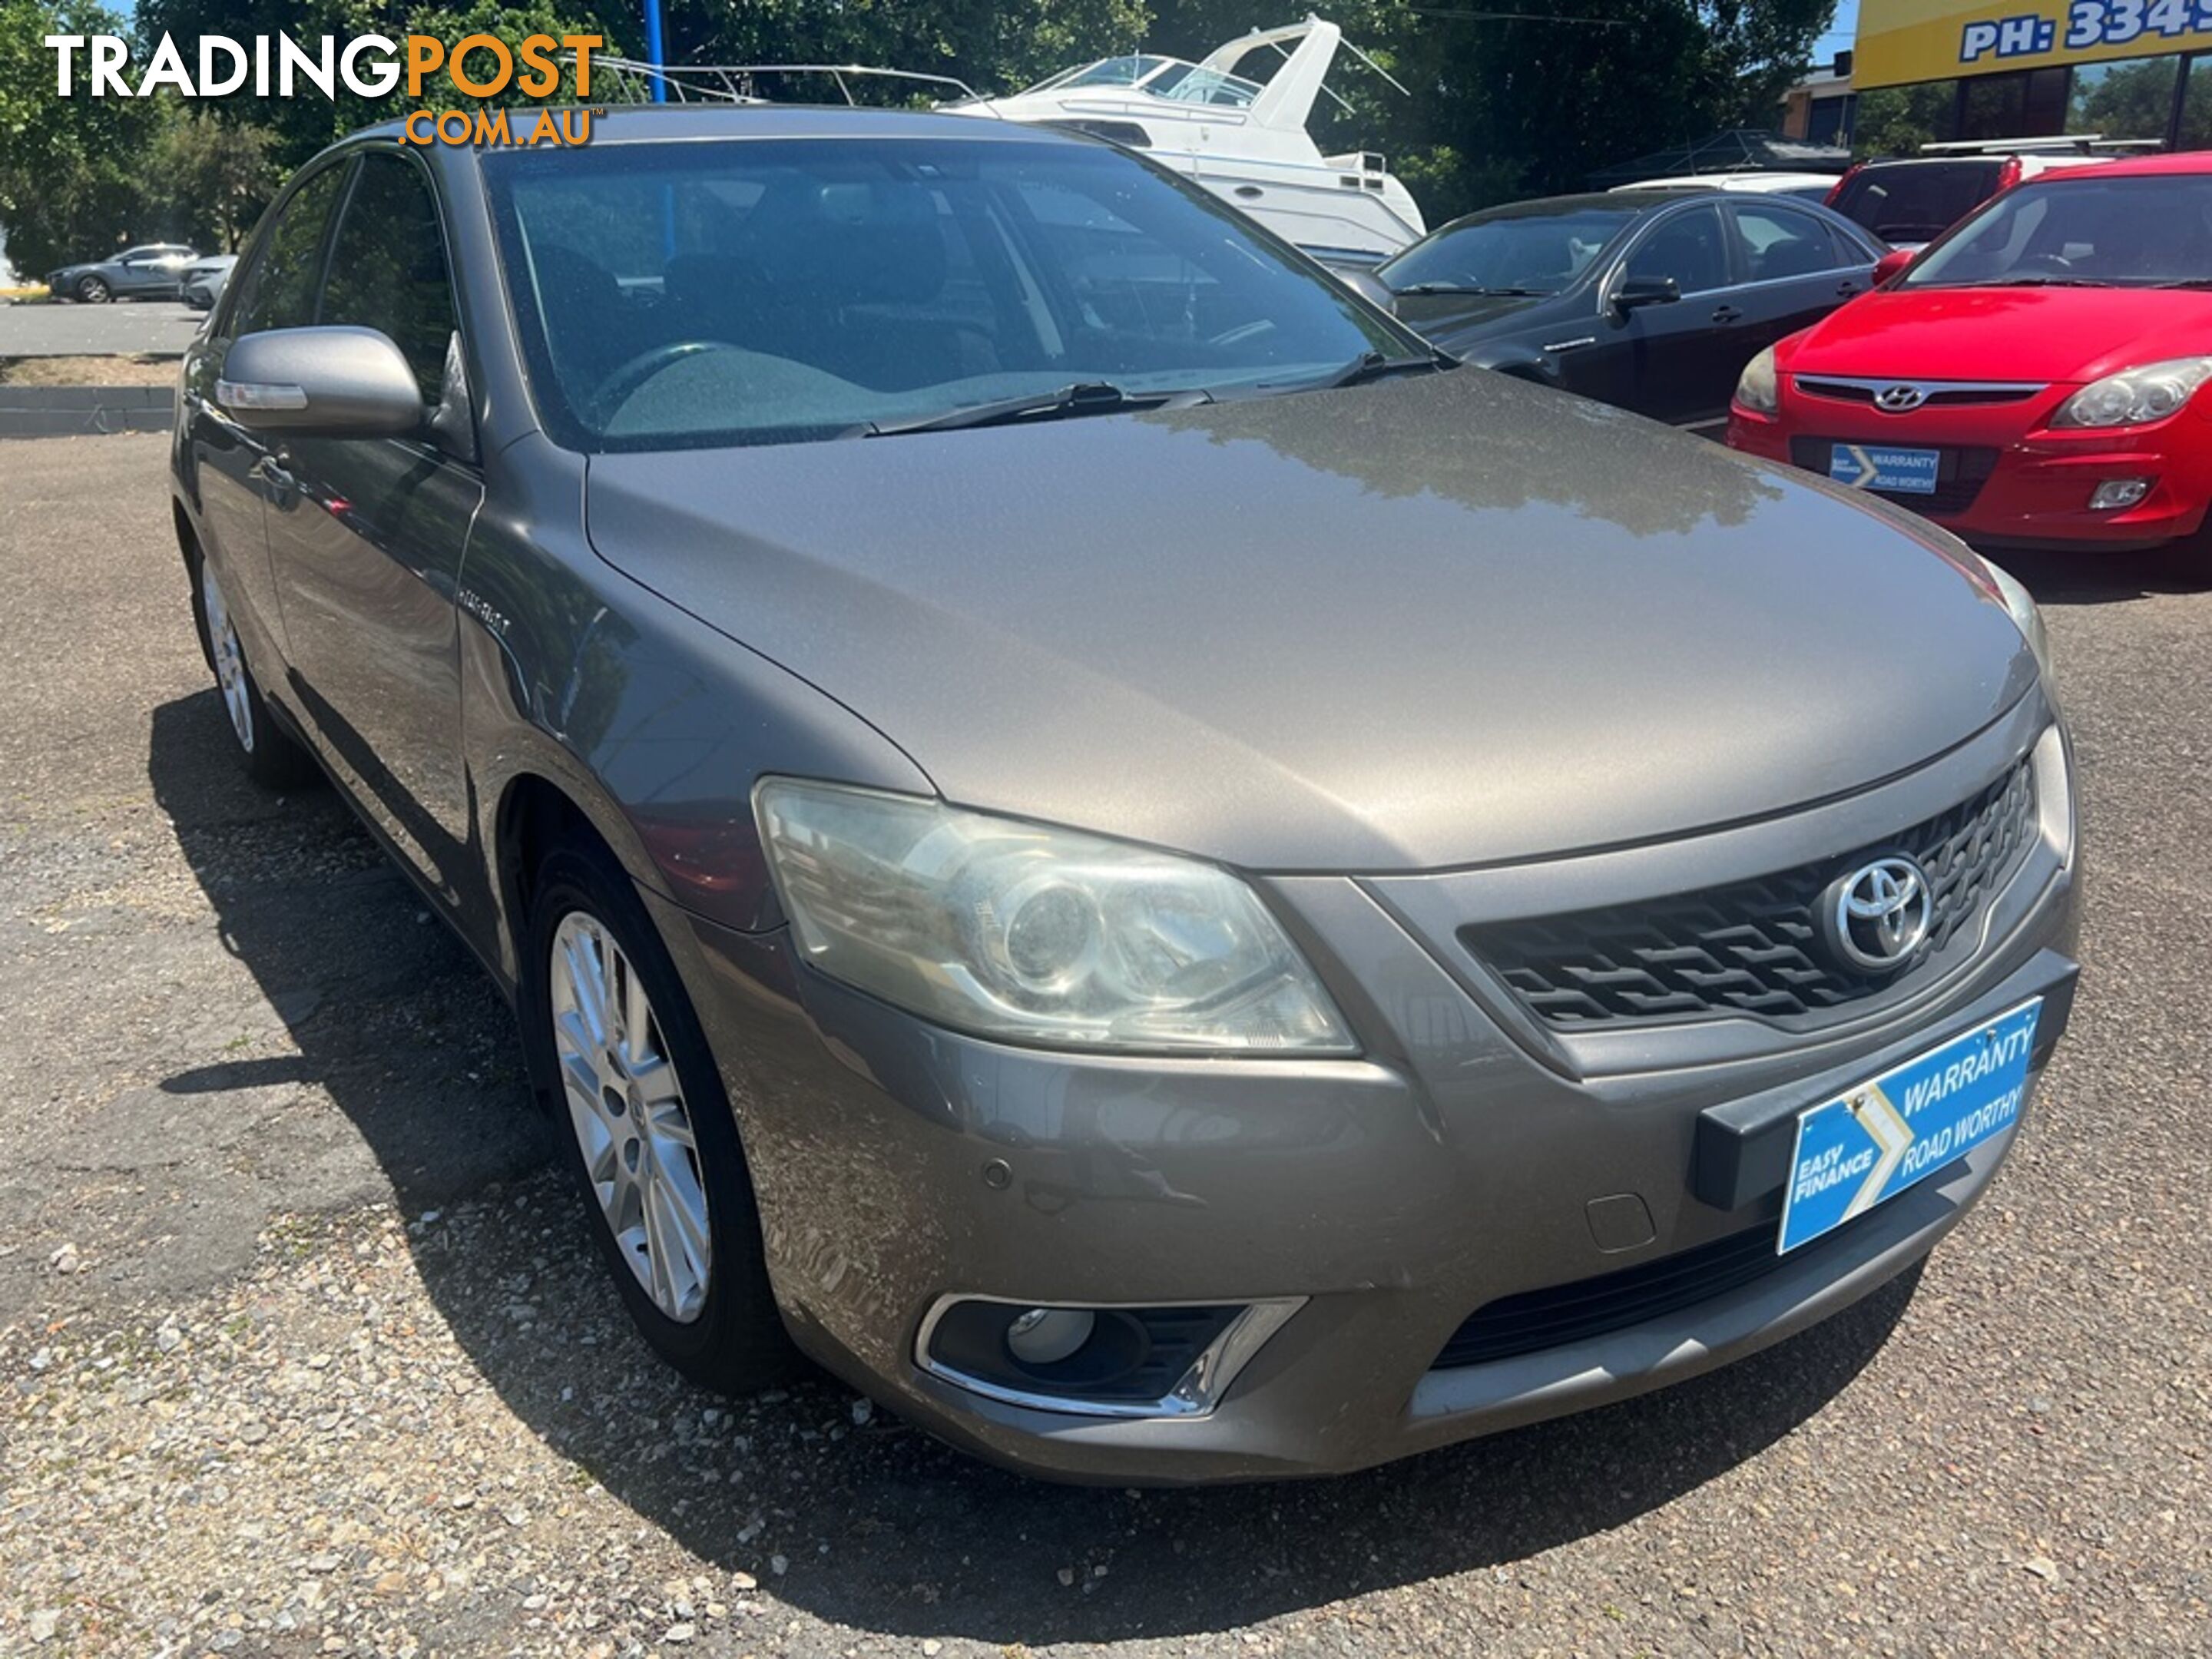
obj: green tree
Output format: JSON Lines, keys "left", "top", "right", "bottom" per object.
{"left": 1853, "top": 80, "right": 1956, "bottom": 157}
{"left": 0, "top": 0, "right": 167, "bottom": 276}
{"left": 150, "top": 104, "right": 280, "bottom": 250}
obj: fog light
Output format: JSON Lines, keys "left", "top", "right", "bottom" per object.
{"left": 2090, "top": 478, "right": 2152, "bottom": 510}
{"left": 1005, "top": 1306, "right": 1095, "bottom": 1366}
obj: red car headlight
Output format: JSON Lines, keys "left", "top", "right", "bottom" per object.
{"left": 2051, "top": 357, "right": 2212, "bottom": 429}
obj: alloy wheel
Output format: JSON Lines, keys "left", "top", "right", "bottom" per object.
{"left": 548, "top": 912, "right": 714, "bottom": 1323}
{"left": 200, "top": 561, "right": 256, "bottom": 753}
{"left": 78, "top": 276, "right": 110, "bottom": 303}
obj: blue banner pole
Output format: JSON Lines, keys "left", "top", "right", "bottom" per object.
{"left": 644, "top": 0, "right": 667, "bottom": 101}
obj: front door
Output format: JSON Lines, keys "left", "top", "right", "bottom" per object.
{"left": 261, "top": 148, "right": 483, "bottom": 905}
{"left": 1579, "top": 203, "right": 1738, "bottom": 424}
{"left": 185, "top": 167, "right": 350, "bottom": 670}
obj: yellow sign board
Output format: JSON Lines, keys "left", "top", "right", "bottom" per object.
{"left": 1856, "top": 0, "right": 2212, "bottom": 88}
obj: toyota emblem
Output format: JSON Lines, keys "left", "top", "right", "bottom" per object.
{"left": 1821, "top": 856, "right": 1933, "bottom": 973}
{"left": 1874, "top": 383, "right": 1928, "bottom": 412}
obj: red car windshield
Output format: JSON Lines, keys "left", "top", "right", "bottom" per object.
{"left": 1903, "top": 174, "right": 2212, "bottom": 290}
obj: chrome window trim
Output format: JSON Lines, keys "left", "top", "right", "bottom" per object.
{"left": 912, "top": 1293, "right": 1306, "bottom": 1419}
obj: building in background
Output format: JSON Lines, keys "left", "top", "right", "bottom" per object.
{"left": 1853, "top": 0, "right": 2212, "bottom": 150}
{"left": 1780, "top": 57, "right": 1859, "bottom": 145}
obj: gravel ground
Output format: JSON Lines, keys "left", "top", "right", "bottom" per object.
{"left": 2, "top": 435, "right": 2209, "bottom": 1657}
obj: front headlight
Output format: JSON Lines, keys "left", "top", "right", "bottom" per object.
{"left": 2051, "top": 357, "right": 2212, "bottom": 429}
{"left": 1734, "top": 346, "right": 1779, "bottom": 416}
{"left": 1979, "top": 555, "right": 2054, "bottom": 687}
{"left": 753, "top": 780, "right": 1356, "bottom": 1055}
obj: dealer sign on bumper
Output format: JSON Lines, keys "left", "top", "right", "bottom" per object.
{"left": 1780, "top": 999, "right": 2043, "bottom": 1253}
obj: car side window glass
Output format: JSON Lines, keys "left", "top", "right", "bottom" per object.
{"left": 1623, "top": 204, "right": 1727, "bottom": 295}
{"left": 1729, "top": 204, "right": 1843, "bottom": 281}
{"left": 230, "top": 166, "right": 348, "bottom": 337}
{"left": 319, "top": 152, "right": 461, "bottom": 404}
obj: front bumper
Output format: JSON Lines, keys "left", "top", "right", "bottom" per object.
{"left": 1729, "top": 391, "right": 2212, "bottom": 548}
{"left": 650, "top": 703, "right": 2080, "bottom": 1482}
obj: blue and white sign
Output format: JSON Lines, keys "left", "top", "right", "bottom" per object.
{"left": 1830, "top": 442, "right": 1942, "bottom": 495}
{"left": 1780, "top": 999, "right": 2042, "bottom": 1254}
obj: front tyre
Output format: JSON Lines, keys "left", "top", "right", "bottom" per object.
{"left": 526, "top": 842, "right": 796, "bottom": 1394}
{"left": 75, "top": 274, "right": 111, "bottom": 303}
{"left": 190, "top": 553, "right": 316, "bottom": 788}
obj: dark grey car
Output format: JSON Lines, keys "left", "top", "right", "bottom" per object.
{"left": 169, "top": 106, "right": 2080, "bottom": 1483}
{"left": 48, "top": 242, "right": 198, "bottom": 303}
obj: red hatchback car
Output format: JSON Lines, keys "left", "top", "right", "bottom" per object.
{"left": 1728, "top": 153, "right": 2212, "bottom": 561}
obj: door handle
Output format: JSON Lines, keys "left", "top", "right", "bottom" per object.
{"left": 1710, "top": 305, "right": 1743, "bottom": 324}
{"left": 248, "top": 454, "right": 297, "bottom": 502}
{"left": 1836, "top": 280, "right": 1859, "bottom": 296}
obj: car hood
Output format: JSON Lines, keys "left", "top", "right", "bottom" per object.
{"left": 1783, "top": 285, "right": 2212, "bottom": 384}
{"left": 583, "top": 369, "right": 2035, "bottom": 873}
{"left": 1386, "top": 290, "right": 1553, "bottom": 347}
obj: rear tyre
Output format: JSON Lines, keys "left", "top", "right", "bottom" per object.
{"left": 525, "top": 839, "right": 798, "bottom": 1396}
{"left": 188, "top": 553, "right": 317, "bottom": 789}
{"left": 75, "top": 274, "right": 111, "bottom": 303}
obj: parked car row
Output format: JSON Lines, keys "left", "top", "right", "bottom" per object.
{"left": 1370, "top": 141, "right": 2210, "bottom": 563}
{"left": 174, "top": 104, "right": 2078, "bottom": 1482}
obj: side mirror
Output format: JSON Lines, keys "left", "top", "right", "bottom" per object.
{"left": 1333, "top": 266, "right": 1399, "bottom": 315}
{"left": 218, "top": 326, "right": 424, "bottom": 438}
{"left": 1612, "top": 273, "right": 1681, "bottom": 313}
{"left": 1873, "top": 247, "right": 1915, "bottom": 286}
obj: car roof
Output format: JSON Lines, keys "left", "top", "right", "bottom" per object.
{"left": 2048, "top": 148, "right": 2212, "bottom": 178}
{"left": 359, "top": 101, "right": 1088, "bottom": 149}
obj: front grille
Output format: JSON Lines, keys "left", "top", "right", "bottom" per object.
{"left": 1791, "top": 437, "right": 1999, "bottom": 515}
{"left": 1464, "top": 759, "right": 2037, "bottom": 1028}
{"left": 1795, "top": 378, "right": 2043, "bottom": 411}
{"left": 1434, "top": 1224, "right": 1786, "bottom": 1368}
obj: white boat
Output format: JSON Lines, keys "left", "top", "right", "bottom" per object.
{"left": 949, "top": 16, "right": 1426, "bottom": 266}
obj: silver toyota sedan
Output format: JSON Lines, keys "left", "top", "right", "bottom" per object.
{"left": 169, "top": 104, "right": 2079, "bottom": 1482}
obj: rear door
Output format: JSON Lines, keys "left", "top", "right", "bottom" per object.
{"left": 261, "top": 147, "right": 483, "bottom": 896}
{"left": 1724, "top": 200, "right": 1877, "bottom": 360}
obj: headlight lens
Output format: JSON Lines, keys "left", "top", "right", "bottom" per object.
{"left": 1979, "top": 555, "right": 2054, "bottom": 687}
{"left": 753, "top": 780, "right": 1356, "bottom": 1055}
{"left": 1734, "top": 346, "right": 1779, "bottom": 416}
{"left": 2051, "top": 357, "right": 2212, "bottom": 429}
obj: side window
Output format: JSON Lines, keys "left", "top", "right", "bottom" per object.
{"left": 319, "top": 152, "right": 461, "bottom": 403}
{"left": 230, "top": 166, "right": 348, "bottom": 337}
{"left": 1728, "top": 204, "right": 1844, "bottom": 282}
{"left": 1623, "top": 204, "right": 1728, "bottom": 295}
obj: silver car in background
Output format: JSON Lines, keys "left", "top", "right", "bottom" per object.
{"left": 180, "top": 254, "right": 238, "bottom": 311}
{"left": 169, "top": 106, "right": 2079, "bottom": 1482}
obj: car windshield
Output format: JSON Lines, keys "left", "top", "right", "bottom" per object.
{"left": 1905, "top": 174, "right": 2212, "bottom": 288}
{"left": 1377, "top": 203, "right": 1641, "bottom": 295}
{"left": 485, "top": 135, "right": 1421, "bottom": 452}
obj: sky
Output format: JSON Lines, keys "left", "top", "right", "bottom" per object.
{"left": 1816, "top": 0, "right": 1861, "bottom": 65}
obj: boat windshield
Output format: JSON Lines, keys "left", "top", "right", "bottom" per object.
{"left": 1019, "top": 56, "right": 1263, "bottom": 108}
{"left": 1020, "top": 55, "right": 1177, "bottom": 94}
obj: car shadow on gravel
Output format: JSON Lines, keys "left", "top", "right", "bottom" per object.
{"left": 1992, "top": 545, "right": 2207, "bottom": 607}
{"left": 151, "top": 687, "right": 1923, "bottom": 1647}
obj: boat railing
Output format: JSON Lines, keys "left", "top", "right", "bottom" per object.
{"left": 586, "top": 55, "right": 982, "bottom": 108}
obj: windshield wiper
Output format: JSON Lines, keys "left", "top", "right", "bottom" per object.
{"left": 1391, "top": 283, "right": 1550, "bottom": 297}
{"left": 859, "top": 381, "right": 1189, "bottom": 438}
{"left": 1291, "top": 349, "right": 1452, "bottom": 392}
{"left": 1958, "top": 275, "right": 2115, "bottom": 288}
